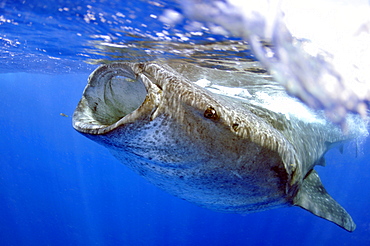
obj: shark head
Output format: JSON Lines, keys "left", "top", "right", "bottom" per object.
{"left": 73, "top": 62, "right": 360, "bottom": 232}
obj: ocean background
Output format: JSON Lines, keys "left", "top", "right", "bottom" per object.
{"left": 1, "top": 0, "right": 369, "bottom": 245}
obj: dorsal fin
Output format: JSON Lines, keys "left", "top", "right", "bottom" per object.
{"left": 293, "top": 170, "right": 356, "bottom": 232}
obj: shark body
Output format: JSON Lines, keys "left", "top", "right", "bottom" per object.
{"left": 73, "top": 62, "right": 360, "bottom": 231}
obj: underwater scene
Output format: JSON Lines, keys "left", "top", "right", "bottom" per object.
{"left": 1, "top": 0, "right": 370, "bottom": 245}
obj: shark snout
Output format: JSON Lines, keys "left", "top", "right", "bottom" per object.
{"left": 73, "top": 63, "right": 161, "bottom": 134}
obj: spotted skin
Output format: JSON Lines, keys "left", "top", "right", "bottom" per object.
{"left": 73, "top": 62, "right": 359, "bottom": 232}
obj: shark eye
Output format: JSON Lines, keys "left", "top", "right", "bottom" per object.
{"left": 204, "top": 106, "right": 219, "bottom": 121}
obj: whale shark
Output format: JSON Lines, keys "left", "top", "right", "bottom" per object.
{"left": 73, "top": 62, "right": 362, "bottom": 232}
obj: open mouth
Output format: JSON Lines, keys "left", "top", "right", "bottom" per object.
{"left": 72, "top": 63, "right": 156, "bottom": 134}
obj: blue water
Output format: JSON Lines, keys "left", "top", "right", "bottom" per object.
{"left": 1, "top": 1, "right": 370, "bottom": 245}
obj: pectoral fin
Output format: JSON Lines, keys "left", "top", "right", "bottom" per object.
{"left": 294, "top": 170, "right": 356, "bottom": 232}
